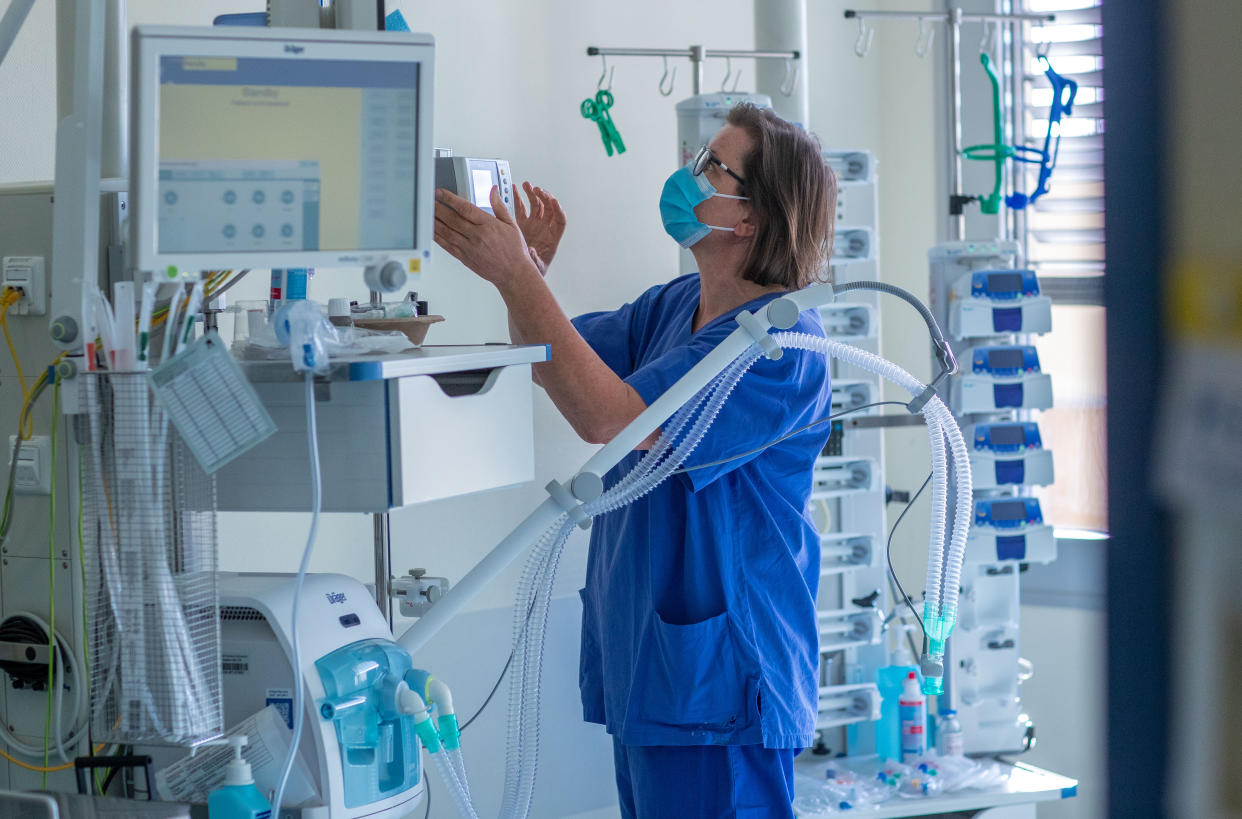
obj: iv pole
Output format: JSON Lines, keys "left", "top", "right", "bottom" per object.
{"left": 843, "top": 8, "right": 1054, "bottom": 241}
{"left": 585, "top": 46, "right": 801, "bottom": 97}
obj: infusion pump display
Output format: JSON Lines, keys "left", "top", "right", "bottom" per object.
{"left": 435, "top": 156, "right": 513, "bottom": 215}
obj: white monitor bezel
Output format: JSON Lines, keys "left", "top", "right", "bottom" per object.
{"left": 130, "top": 25, "right": 435, "bottom": 276}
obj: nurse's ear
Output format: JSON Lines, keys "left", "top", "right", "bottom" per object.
{"left": 733, "top": 205, "right": 758, "bottom": 240}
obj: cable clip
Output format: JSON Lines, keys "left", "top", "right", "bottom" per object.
{"left": 734, "top": 309, "right": 783, "bottom": 360}
{"left": 545, "top": 480, "right": 592, "bottom": 530}
{"left": 933, "top": 339, "right": 958, "bottom": 376}
{"left": 907, "top": 344, "right": 958, "bottom": 413}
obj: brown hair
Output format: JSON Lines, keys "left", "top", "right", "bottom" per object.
{"left": 727, "top": 103, "right": 837, "bottom": 290}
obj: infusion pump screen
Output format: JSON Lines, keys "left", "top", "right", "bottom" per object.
{"left": 156, "top": 56, "right": 419, "bottom": 253}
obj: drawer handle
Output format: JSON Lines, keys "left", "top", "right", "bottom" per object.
{"left": 427, "top": 367, "right": 503, "bottom": 397}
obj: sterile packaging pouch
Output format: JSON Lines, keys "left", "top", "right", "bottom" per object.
{"left": 156, "top": 705, "right": 320, "bottom": 808}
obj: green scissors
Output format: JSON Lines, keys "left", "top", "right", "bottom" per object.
{"left": 580, "top": 89, "right": 626, "bottom": 157}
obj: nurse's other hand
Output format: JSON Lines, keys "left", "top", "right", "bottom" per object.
{"left": 513, "top": 182, "right": 566, "bottom": 266}
{"left": 434, "top": 187, "right": 539, "bottom": 287}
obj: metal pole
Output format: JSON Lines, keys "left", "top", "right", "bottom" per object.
{"left": 843, "top": 9, "right": 1053, "bottom": 23}
{"left": 949, "top": 7, "right": 965, "bottom": 241}
{"left": 705, "top": 48, "right": 801, "bottom": 59}
{"left": 373, "top": 513, "right": 393, "bottom": 627}
{"left": 587, "top": 46, "right": 695, "bottom": 58}
{"left": 585, "top": 45, "right": 798, "bottom": 100}
{"left": 0, "top": 0, "right": 34, "bottom": 71}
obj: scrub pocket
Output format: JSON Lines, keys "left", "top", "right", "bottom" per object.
{"left": 629, "top": 611, "right": 757, "bottom": 730}
{"left": 578, "top": 588, "right": 606, "bottom": 721}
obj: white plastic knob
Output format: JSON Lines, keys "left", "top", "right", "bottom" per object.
{"left": 364, "top": 260, "right": 408, "bottom": 294}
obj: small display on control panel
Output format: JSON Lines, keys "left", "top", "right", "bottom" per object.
{"left": 436, "top": 156, "right": 512, "bottom": 215}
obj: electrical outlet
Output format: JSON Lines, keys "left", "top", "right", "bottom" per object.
{"left": 7, "top": 436, "right": 51, "bottom": 495}
{"left": 1, "top": 256, "right": 47, "bottom": 316}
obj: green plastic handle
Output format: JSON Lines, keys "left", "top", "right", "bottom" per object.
{"left": 979, "top": 52, "right": 1004, "bottom": 214}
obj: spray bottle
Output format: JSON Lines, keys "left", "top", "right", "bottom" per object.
{"left": 207, "top": 736, "right": 272, "bottom": 819}
{"left": 876, "top": 641, "right": 918, "bottom": 761}
{"left": 899, "top": 671, "right": 928, "bottom": 763}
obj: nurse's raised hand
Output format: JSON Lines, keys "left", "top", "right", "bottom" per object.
{"left": 513, "top": 182, "right": 566, "bottom": 266}
{"left": 434, "top": 186, "right": 539, "bottom": 288}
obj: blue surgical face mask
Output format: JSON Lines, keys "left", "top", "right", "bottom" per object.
{"left": 659, "top": 164, "right": 749, "bottom": 248}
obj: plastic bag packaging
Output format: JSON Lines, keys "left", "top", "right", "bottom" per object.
{"left": 792, "top": 754, "right": 1012, "bottom": 815}
{"left": 236, "top": 307, "right": 414, "bottom": 361}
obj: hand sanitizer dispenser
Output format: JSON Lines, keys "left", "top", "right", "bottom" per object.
{"left": 208, "top": 736, "right": 272, "bottom": 819}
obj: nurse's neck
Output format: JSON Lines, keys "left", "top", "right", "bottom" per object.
{"left": 691, "top": 249, "right": 786, "bottom": 334}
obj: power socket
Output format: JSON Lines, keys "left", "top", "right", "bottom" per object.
{"left": 7, "top": 435, "right": 52, "bottom": 495}
{"left": 1, "top": 256, "right": 47, "bottom": 316}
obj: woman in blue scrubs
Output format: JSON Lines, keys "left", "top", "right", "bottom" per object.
{"left": 434, "top": 103, "right": 837, "bottom": 818}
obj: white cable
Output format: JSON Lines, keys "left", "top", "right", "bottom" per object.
{"left": 272, "top": 372, "right": 321, "bottom": 815}
{"left": 0, "top": 612, "right": 90, "bottom": 760}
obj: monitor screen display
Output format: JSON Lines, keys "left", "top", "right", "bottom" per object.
{"left": 987, "top": 348, "right": 1025, "bottom": 369}
{"left": 470, "top": 164, "right": 498, "bottom": 207}
{"left": 990, "top": 500, "right": 1028, "bottom": 522}
{"left": 989, "top": 425, "right": 1027, "bottom": 446}
{"left": 156, "top": 56, "right": 419, "bottom": 254}
{"left": 986, "top": 272, "right": 1024, "bottom": 294}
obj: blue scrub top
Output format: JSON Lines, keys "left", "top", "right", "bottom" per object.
{"left": 571, "top": 273, "right": 832, "bottom": 748}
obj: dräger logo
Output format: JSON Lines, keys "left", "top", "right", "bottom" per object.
{"left": 284, "top": 44, "right": 305, "bottom": 55}
{"left": 325, "top": 592, "right": 346, "bottom": 605}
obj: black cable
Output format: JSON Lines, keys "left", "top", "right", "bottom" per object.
{"left": 100, "top": 746, "right": 130, "bottom": 795}
{"left": 673, "top": 401, "right": 910, "bottom": 475}
{"left": 885, "top": 472, "right": 933, "bottom": 652}
{"left": 423, "top": 770, "right": 431, "bottom": 819}
{"left": 459, "top": 651, "right": 513, "bottom": 733}
{"left": 459, "top": 595, "right": 538, "bottom": 733}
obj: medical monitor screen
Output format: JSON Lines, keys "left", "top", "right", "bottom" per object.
{"left": 468, "top": 159, "right": 500, "bottom": 211}
{"left": 987, "top": 349, "right": 1024, "bottom": 370}
{"left": 986, "top": 272, "right": 1023, "bottom": 294}
{"left": 156, "top": 56, "right": 419, "bottom": 254}
{"left": 990, "top": 501, "right": 1028, "bottom": 522}
{"left": 989, "top": 425, "right": 1026, "bottom": 446}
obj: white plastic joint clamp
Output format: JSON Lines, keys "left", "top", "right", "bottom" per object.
{"left": 734, "top": 309, "right": 783, "bottom": 360}
{"left": 545, "top": 480, "right": 592, "bottom": 530}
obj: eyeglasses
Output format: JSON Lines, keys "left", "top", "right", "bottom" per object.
{"left": 692, "top": 145, "right": 746, "bottom": 189}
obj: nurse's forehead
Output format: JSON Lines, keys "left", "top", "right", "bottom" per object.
{"left": 708, "top": 125, "right": 752, "bottom": 168}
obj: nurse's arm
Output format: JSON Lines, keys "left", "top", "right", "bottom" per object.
{"left": 434, "top": 187, "right": 656, "bottom": 448}
{"left": 498, "top": 264, "right": 657, "bottom": 447}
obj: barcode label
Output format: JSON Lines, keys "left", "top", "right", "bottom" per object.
{"left": 222, "top": 654, "right": 249, "bottom": 675}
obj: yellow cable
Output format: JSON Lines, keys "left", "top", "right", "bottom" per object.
{"left": 0, "top": 743, "right": 109, "bottom": 773}
{"left": 1, "top": 288, "right": 32, "bottom": 437}
{"left": 16, "top": 355, "right": 63, "bottom": 441}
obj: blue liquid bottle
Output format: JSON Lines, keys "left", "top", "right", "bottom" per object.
{"left": 875, "top": 645, "right": 918, "bottom": 762}
{"left": 208, "top": 736, "right": 272, "bottom": 819}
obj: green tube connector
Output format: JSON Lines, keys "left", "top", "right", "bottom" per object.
{"left": 920, "top": 603, "right": 958, "bottom": 696}
{"left": 438, "top": 714, "right": 461, "bottom": 751}
{"left": 414, "top": 718, "right": 442, "bottom": 754}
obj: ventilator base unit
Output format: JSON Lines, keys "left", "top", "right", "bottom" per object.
{"left": 217, "top": 573, "right": 424, "bottom": 819}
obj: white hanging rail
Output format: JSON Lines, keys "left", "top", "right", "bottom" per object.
{"left": 586, "top": 45, "right": 801, "bottom": 97}
{"left": 843, "top": 8, "right": 1055, "bottom": 240}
